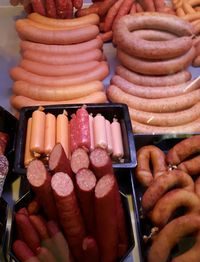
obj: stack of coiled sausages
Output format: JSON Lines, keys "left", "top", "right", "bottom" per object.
{"left": 135, "top": 135, "right": 200, "bottom": 262}
{"left": 107, "top": 12, "right": 200, "bottom": 134}
{"left": 10, "top": 13, "right": 109, "bottom": 112}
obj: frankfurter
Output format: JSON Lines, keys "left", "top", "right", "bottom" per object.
{"left": 15, "top": 19, "right": 99, "bottom": 44}
{"left": 130, "top": 29, "right": 177, "bottom": 41}
{"left": 70, "top": 114, "right": 78, "bottom": 153}
{"left": 20, "top": 38, "right": 103, "bottom": 55}
{"left": 135, "top": 145, "right": 167, "bottom": 187}
{"left": 116, "top": 65, "right": 192, "bottom": 87}
{"left": 111, "top": 75, "right": 200, "bottom": 99}
{"left": 44, "top": 113, "right": 56, "bottom": 155}
{"left": 10, "top": 91, "right": 107, "bottom": 111}
{"left": 149, "top": 189, "right": 200, "bottom": 228}
{"left": 148, "top": 214, "right": 200, "bottom": 262}
{"left": 117, "top": 47, "right": 195, "bottom": 75}
{"left": 93, "top": 114, "right": 107, "bottom": 149}
{"left": 10, "top": 61, "right": 109, "bottom": 85}
{"left": 141, "top": 169, "right": 194, "bottom": 213}
{"left": 111, "top": 119, "right": 124, "bottom": 160}
{"left": 28, "top": 12, "right": 100, "bottom": 27}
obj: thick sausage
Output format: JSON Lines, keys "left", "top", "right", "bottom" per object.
{"left": 117, "top": 46, "right": 195, "bottom": 76}
{"left": 12, "top": 240, "right": 40, "bottom": 262}
{"left": 141, "top": 169, "right": 194, "bottom": 214}
{"left": 20, "top": 38, "right": 103, "bottom": 55}
{"left": 89, "top": 115, "right": 95, "bottom": 151}
{"left": 51, "top": 172, "right": 86, "bottom": 261}
{"left": 82, "top": 237, "right": 99, "bottom": 262}
{"left": 95, "top": 174, "right": 118, "bottom": 262}
{"left": 105, "top": 119, "right": 113, "bottom": 154}
{"left": 107, "top": 84, "right": 200, "bottom": 113}
{"left": 149, "top": 189, "right": 200, "bottom": 228}
{"left": 20, "top": 60, "right": 101, "bottom": 77}
{"left": 89, "top": 148, "right": 114, "bottom": 178}
{"left": 22, "top": 48, "right": 103, "bottom": 65}
{"left": 114, "top": 13, "right": 194, "bottom": 59}
{"left": 49, "top": 143, "right": 72, "bottom": 177}
{"left": 46, "top": 0, "right": 57, "bottom": 18}
{"left": 148, "top": 214, "right": 200, "bottom": 262}
{"left": 10, "top": 91, "right": 107, "bottom": 111}
{"left": 76, "top": 168, "right": 96, "bottom": 235}
{"left": 44, "top": 113, "right": 56, "bottom": 155}
{"left": 10, "top": 61, "right": 109, "bottom": 85}
{"left": 116, "top": 65, "right": 192, "bottom": 87}
{"left": 70, "top": 147, "right": 90, "bottom": 174}
{"left": 13, "top": 80, "right": 104, "bottom": 101}
{"left": 129, "top": 102, "right": 200, "bottom": 127}
{"left": 69, "top": 114, "right": 78, "bottom": 153}
{"left": 31, "top": 0, "right": 46, "bottom": 16}
{"left": 135, "top": 145, "right": 167, "bottom": 187}
{"left": 72, "top": 0, "right": 83, "bottom": 10}
{"left": 111, "top": 75, "right": 200, "bottom": 99}
{"left": 27, "top": 159, "right": 58, "bottom": 221}
{"left": 54, "top": 0, "right": 73, "bottom": 18}
{"left": 15, "top": 19, "right": 99, "bottom": 44}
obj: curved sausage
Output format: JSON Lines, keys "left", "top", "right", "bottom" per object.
{"left": 10, "top": 62, "right": 109, "bottom": 86}
{"left": 111, "top": 75, "right": 200, "bottom": 99}
{"left": 129, "top": 102, "right": 200, "bottom": 127}
{"left": 20, "top": 38, "right": 103, "bottom": 55}
{"left": 117, "top": 46, "right": 195, "bottom": 76}
{"left": 115, "top": 65, "right": 192, "bottom": 87}
{"left": 114, "top": 13, "right": 194, "bottom": 59}
{"left": 149, "top": 189, "right": 200, "bottom": 228}
{"left": 15, "top": 18, "right": 99, "bottom": 44}
{"left": 141, "top": 169, "right": 194, "bottom": 214}
{"left": 129, "top": 29, "right": 177, "bottom": 41}
{"left": 148, "top": 214, "right": 200, "bottom": 262}
{"left": 107, "top": 85, "right": 200, "bottom": 113}
{"left": 135, "top": 145, "right": 167, "bottom": 187}
{"left": 10, "top": 91, "right": 107, "bottom": 111}
{"left": 178, "top": 155, "right": 200, "bottom": 176}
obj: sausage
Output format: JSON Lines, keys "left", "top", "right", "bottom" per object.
{"left": 13, "top": 80, "right": 104, "bottom": 101}
{"left": 10, "top": 61, "right": 109, "bottom": 86}
{"left": 51, "top": 172, "right": 86, "bottom": 261}
{"left": 153, "top": 0, "right": 165, "bottom": 11}
{"left": 148, "top": 214, "right": 200, "bottom": 262}
{"left": 69, "top": 114, "right": 78, "bottom": 153}
{"left": 93, "top": 114, "right": 107, "bottom": 150}
{"left": 178, "top": 155, "right": 200, "bottom": 176}
{"left": 105, "top": 119, "right": 113, "bottom": 154}
{"left": 49, "top": 143, "right": 72, "bottom": 177}
{"left": 56, "top": 111, "right": 69, "bottom": 158}
{"left": 129, "top": 102, "right": 200, "bottom": 127}
{"left": 116, "top": 65, "right": 192, "bottom": 87}
{"left": 111, "top": 75, "right": 200, "bottom": 99}
{"left": 138, "top": 0, "right": 155, "bottom": 11}
{"left": 15, "top": 213, "right": 40, "bottom": 253}
{"left": 76, "top": 168, "right": 96, "bottom": 235}
{"left": 12, "top": 240, "right": 40, "bottom": 262}
{"left": 46, "top": 0, "right": 57, "bottom": 18}
{"left": 110, "top": 119, "right": 124, "bottom": 160}
{"left": 117, "top": 46, "right": 195, "bottom": 75}
{"left": 99, "top": 31, "right": 113, "bottom": 43}
{"left": 22, "top": 48, "right": 103, "bottom": 65}
{"left": 131, "top": 117, "right": 200, "bottom": 134}
{"left": 37, "top": 247, "right": 56, "bottom": 262}
{"left": 70, "top": 147, "right": 90, "bottom": 174}
{"left": 29, "top": 215, "right": 49, "bottom": 240}
{"left": 107, "top": 85, "right": 200, "bottom": 113}
{"left": 89, "top": 148, "right": 113, "bottom": 179}
{"left": 54, "top": 0, "right": 73, "bottom": 18}
{"left": 0, "top": 132, "right": 9, "bottom": 155}
{"left": 136, "top": 2, "right": 144, "bottom": 12}
{"left": 15, "top": 18, "right": 99, "bottom": 45}
{"left": 89, "top": 114, "right": 95, "bottom": 151}
{"left": 44, "top": 113, "right": 56, "bottom": 156}
{"left": 30, "top": 108, "right": 45, "bottom": 157}
{"left": 82, "top": 237, "right": 100, "bottom": 262}
{"left": 10, "top": 91, "right": 107, "bottom": 111}
{"left": 27, "top": 199, "right": 40, "bottom": 215}
{"left": 130, "top": 29, "right": 177, "bottom": 41}
{"left": 76, "top": 107, "right": 91, "bottom": 151}
{"left": 31, "top": 0, "right": 46, "bottom": 16}
{"left": 20, "top": 60, "right": 101, "bottom": 77}
{"left": 113, "top": 13, "right": 194, "bottom": 60}
{"left": 27, "top": 159, "right": 58, "bottom": 221}
{"left": 20, "top": 38, "right": 103, "bottom": 55}
{"left": 135, "top": 145, "right": 167, "bottom": 187}
{"left": 166, "top": 135, "right": 200, "bottom": 165}
{"left": 149, "top": 189, "right": 200, "bottom": 228}
{"left": 141, "top": 169, "right": 194, "bottom": 214}
{"left": 193, "top": 55, "right": 200, "bottom": 67}
{"left": 0, "top": 155, "right": 9, "bottom": 196}
{"left": 195, "top": 176, "right": 200, "bottom": 198}
{"left": 95, "top": 174, "right": 118, "bottom": 262}
{"left": 129, "top": 1, "right": 136, "bottom": 14}
{"left": 24, "top": 117, "right": 34, "bottom": 167}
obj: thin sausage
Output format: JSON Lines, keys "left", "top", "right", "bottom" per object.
{"left": 111, "top": 119, "right": 124, "bottom": 160}
{"left": 117, "top": 47, "right": 195, "bottom": 75}
{"left": 54, "top": 0, "right": 73, "bottom": 18}
{"left": 141, "top": 169, "right": 194, "bottom": 214}
{"left": 0, "top": 132, "right": 9, "bottom": 155}
{"left": 10, "top": 91, "right": 107, "bottom": 111}
{"left": 44, "top": 113, "right": 56, "bottom": 155}
{"left": 116, "top": 65, "right": 192, "bottom": 87}
{"left": 15, "top": 19, "right": 99, "bottom": 44}
{"left": 10, "top": 61, "right": 109, "bottom": 85}
{"left": 72, "top": 0, "right": 83, "bottom": 10}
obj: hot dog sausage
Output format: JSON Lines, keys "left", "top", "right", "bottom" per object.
{"left": 44, "top": 113, "right": 56, "bottom": 155}
{"left": 93, "top": 114, "right": 107, "bottom": 150}
{"left": 111, "top": 119, "right": 124, "bottom": 160}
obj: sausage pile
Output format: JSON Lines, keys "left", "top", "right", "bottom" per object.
{"left": 75, "top": 0, "right": 175, "bottom": 42}
{"left": 134, "top": 135, "right": 200, "bottom": 262}
{"left": 24, "top": 107, "right": 124, "bottom": 167}
{"left": 12, "top": 145, "right": 129, "bottom": 262}
{"left": 10, "top": 13, "right": 109, "bottom": 111}
{"left": 106, "top": 12, "right": 200, "bottom": 134}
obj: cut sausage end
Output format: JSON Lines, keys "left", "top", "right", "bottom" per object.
{"left": 95, "top": 174, "right": 115, "bottom": 198}
{"left": 51, "top": 172, "right": 73, "bottom": 197}
{"left": 76, "top": 168, "right": 96, "bottom": 192}
{"left": 27, "top": 159, "right": 47, "bottom": 187}
{"left": 70, "top": 148, "right": 90, "bottom": 174}
{"left": 90, "top": 147, "right": 111, "bottom": 168}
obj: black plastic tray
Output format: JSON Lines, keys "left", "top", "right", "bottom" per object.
{"left": 131, "top": 133, "right": 200, "bottom": 262}
{"left": 13, "top": 103, "right": 136, "bottom": 175}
